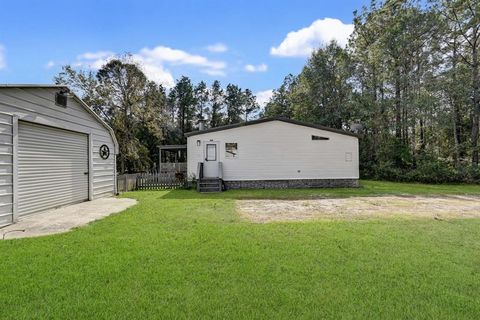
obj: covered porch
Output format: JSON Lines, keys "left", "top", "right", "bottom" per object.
{"left": 158, "top": 145, "right": 187, "bottom": 174}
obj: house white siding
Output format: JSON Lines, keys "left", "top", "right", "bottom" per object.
{"left": 0, "top": 86, "right": 117, "bottom": 222}
{"left": 187, "top": 120, "right": 359, "bottom": 181}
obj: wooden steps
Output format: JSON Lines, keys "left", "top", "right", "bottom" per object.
{"left": 198, "top": 178, "right": 223, "bottom": 193}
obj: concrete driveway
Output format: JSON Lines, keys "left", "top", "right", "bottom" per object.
{"left": 1, "top": 197, "right": 137, "bottom": 240}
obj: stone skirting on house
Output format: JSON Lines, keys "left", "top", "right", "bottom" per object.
{"left": 223, "top": 179, "right": 359, "bottom": 189}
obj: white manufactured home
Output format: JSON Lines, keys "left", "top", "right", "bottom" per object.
{"left": 185, "top": 118, "right": 359, "bottom": 192}
{"left": 0, "top": 85, "right": 118, "bottom": 227}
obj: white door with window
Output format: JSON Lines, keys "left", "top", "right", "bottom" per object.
{"left": 203, "top": 142, "right": 219, "bottom": 178}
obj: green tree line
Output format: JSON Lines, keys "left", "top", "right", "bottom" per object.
{"left": 264, "top": 0, "right": 480, "bottom": 183}
{"left": 55, "top": 0, "right": 478, "bottom": 182}
{"left": 54, "top": 58, "right": 259, "bottom": 173}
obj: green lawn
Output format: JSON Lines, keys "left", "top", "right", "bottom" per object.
{"left": 1, "top": 180, "right": 480, "bottom": 319}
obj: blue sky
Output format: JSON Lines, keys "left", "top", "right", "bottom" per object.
{"left": 0, "top": 0, "right": 368, "bottom": 105}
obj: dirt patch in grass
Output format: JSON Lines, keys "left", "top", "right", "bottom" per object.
{"left": 236, "top": 195, "right": 480, "bottom": 222}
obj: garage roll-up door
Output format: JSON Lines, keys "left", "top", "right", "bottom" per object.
{"left": 18, "top": 122, "right": 89, "bottom": 216}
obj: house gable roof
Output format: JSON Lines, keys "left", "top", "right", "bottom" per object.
{"left": 185, "top": 117, "right": 359, "bottom": 138}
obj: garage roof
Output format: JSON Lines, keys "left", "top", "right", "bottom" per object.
{"left": 185, "top": 117, "right": 359, "bottom": 138}
{"left": 0, "top": 84, "right": 68, "bottom": 88}
{"left": 0, "top": 84, "right": 119, "bottom": 153}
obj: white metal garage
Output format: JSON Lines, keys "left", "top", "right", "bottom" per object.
{"left": 17, "top": 122, "right": 89, "bottom": 216}
{"left": 0, "top": 85, "right": 118, "bottom": 227}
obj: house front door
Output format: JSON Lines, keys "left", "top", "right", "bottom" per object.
{"left": 203, "top": 142, "right": 219, "bottom": 178}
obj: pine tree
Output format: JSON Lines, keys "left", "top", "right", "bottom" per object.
{"left": 210, "top": 80, "right": 224, "bottom": 127}
{"left": 169, "top": 76, "right": 196, "bottom": 138}
{"left": 243, "top": 89, "right": 259, "bottom": 121}
{"left": 225, "top": 84, "right": 244, "bottom": 124}
{"left": 194, "top": 81, "right": 210, "bottom": 127}
{"left": 263, "top": 74, "right": 297, "bottom": 118}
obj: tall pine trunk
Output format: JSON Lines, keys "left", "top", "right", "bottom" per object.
{"left": 451, "top": 39, "right": 463, "bottom": 164}
{"left": 395, "top": 65, "right": 402, "bottom": 140}
{"left": 120, "top": 105, "right": 128, "bottom": 174}
{"left": 471, "top": 39, "right": 479, "bottom": 166}
{"left": 419, "top": 118, "right": 426, "bottom": 151}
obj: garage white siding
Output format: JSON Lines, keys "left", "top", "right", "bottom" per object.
{"left": 0, "top": 112, "right": 13, "bottom": 226}
{"left": 187, "top": 120, "right": 359, "bottom": 181}
{"left": 17, "top": 122, "right": 89, "bottom": 216}
{"left": 0, "top": 87, "right": 116, "bottom": 204}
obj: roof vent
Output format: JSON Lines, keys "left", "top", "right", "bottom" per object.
{"left": 55, "top": 91, "right": 68, "bottom": 107}
{"left": 312, "top": 135, "right": 329, "bottom": 141}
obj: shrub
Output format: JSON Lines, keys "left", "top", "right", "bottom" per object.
{"left": 455, "top": 165, "right": 480, "bottom": 184}
{"left": 372, "top": 161, "right": 406, "bottom": 182}
{"left": 406, "top": 160, "right": 457, "bottom": 184}
{"left": 175, "top": 171, "right": 185, "bottom": 181}
{"left": 368, "top": 157, "right": 480, "bottom": 184}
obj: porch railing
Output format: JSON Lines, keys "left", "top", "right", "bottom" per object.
{"left": 159, "top": 162, "right": 187, "bottom": 174}
{"left": 196, "top": 162, "right": 223, "bottom": 180}
{"left": 218, "top": 162, "right": 223, "bottom": 179}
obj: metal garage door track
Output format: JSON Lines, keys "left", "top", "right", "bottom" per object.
{"left": 1, "top": 197, "right": 137, "bottom": 240}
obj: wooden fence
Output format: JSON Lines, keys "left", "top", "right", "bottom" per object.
{"left": 136, "top": 172, "right": 186, "bottom": 190}
{"left": 117, "top": 174, "right": 139, "bottom": 192}
{"left": 117, "top": 172, "right": 186, "bottom": 192}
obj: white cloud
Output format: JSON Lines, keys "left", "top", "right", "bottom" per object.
{"left": 201, "top": 69, "right": 226, "bottom": 77}
{"left": 244, "top": 63, "right": 268, "bottom": 73}
{"left": 270, "top": 18, "right": 354, "bottom": 57}
{"left": 139, "top": 46, "right": 226, "bottom": 73}
{"left": 71, "top": 46, "right": 227, "bottom": 88}
{"left": 0, "top": 45, "right": 6, "bottom": 70}
{"left": 133, "top": 58, "right": 175, "bottom": 88}
{"left": 77, "top": 51, "right": 115, "bottom": 60}
{"left": 205, "top": 43, "right": 228, "bottom": 53}
{"left": 74, "top": 51, "right": 116, "bottom": 70}
{"left": 45, "top": 60, "right": 55, "bottom": 69}
{"left": 255, "top": 89, "right": 273, "bottom": 107}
